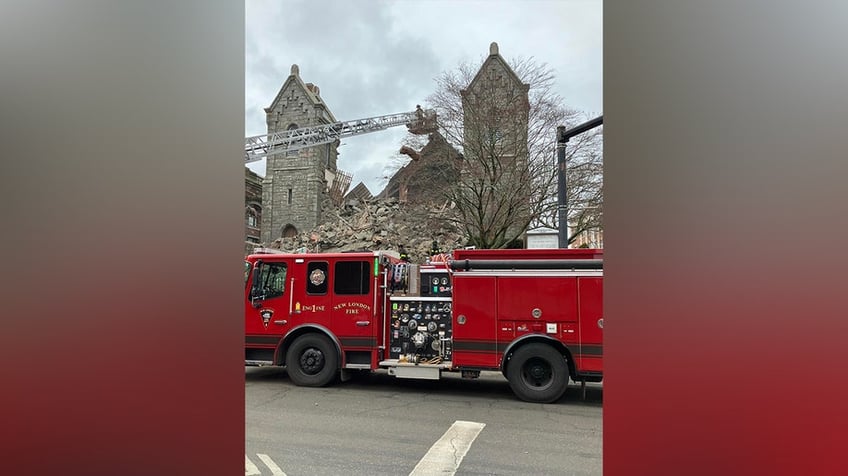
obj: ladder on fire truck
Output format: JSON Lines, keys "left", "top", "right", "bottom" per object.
{"left": 244, "top": 107, "right": 437, "bottom": 163}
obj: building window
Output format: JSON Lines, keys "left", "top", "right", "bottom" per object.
{"left": 246, "top": 204, "right": 260, "bottom": 228}
{"left": 286, "top": 124, "right": 299, "bottom": 157}
{"left": 287, "top": 188, "right": 293, "bottom": 205}
{"left": 488, "top": 127, "right": 503, "bottom": 143}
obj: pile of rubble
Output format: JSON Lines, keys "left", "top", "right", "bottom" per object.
{"left": 265, "top": 197, "right": 468, "bottom": 263}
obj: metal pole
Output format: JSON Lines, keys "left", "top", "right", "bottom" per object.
{"left": 556, "top": 115, "right": 603, "bottom": 249}
{"left": 556, "top": 126, "right": 568, "bottom": 248}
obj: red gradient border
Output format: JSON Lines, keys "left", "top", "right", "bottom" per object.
{"left": 0, "top": 2, "right": 245, "bottom": 474}
{"left": 3, "top": 1, "right": 847, "bottom": 475}
{"left": 604, "top": 2, "right": 848, "bottom": 475}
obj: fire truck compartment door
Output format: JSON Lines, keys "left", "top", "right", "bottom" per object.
{"left": 577, "top": 276, "right": 603, "bottom": 372}
{"left": 496, "top": 276, "right": 579, "bottom": 324}
{"left": 451, "top": 275, "right": 498, "bottom": 367}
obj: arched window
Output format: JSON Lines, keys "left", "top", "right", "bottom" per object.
{"left": 286, "top": 123, "right": 299, "bottom": 157}
{"left": 281, "top": 224, "right": 298, "bottom": 238}
{"left": 245, "top": 204, "right": 261, "bottom": 228}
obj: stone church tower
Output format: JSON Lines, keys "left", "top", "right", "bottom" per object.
{"left": 460, "top": 42, "right": 531, "bottom": 244}
{"left": 260, "top": 64, "right": 340, "bottom": 244}
{"left": 461, "top": 42, "right": 530, "bottom": 168}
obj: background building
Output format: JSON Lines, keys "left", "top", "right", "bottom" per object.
{"left": 245, "top": 167, "right": 263, "bottom": 253}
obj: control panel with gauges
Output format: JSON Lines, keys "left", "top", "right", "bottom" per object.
{"left": 388, "top": 297, "right": 453, "bottom": 363}
{"left": 419, "top": 268, "right": 452, "bottom": 297}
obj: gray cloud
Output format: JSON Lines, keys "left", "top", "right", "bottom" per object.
{"left": 246, "top": 0, "right": 602, "bottom": 194}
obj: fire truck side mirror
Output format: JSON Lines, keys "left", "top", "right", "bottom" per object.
{"left": 250, "top": 262, "right": 264, "bottom": 307}
{"left": 249, "top": 284, "right": 264, "bottom": 308}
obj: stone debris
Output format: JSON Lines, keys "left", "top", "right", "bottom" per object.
{"left": 263, "top": 197, "right": 467, "bottom": 263}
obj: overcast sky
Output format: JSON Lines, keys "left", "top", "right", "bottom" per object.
{"left": 246, "top": 0, "right": 602, "bottom": 195}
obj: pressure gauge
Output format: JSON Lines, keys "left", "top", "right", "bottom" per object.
{"left": 411, "top": 332, "right": 427, "bottom": 348}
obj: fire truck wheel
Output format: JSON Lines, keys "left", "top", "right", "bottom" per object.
{"left": 285, "top": 334, "right": 339, "bottom": 387}
{"left": 506, "top": 343, "right": 569, "bottom": 403}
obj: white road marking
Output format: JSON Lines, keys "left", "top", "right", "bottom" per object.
{"left": 409, "top": 420, "right": 486, "bottom": 476}
{"left": 257, "top": 453, "right": 287, "bottom": 476}
{"left": 245, "top": 455, "right": 261, "bottom": 475}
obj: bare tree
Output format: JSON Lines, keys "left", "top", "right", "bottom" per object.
{"left": 413, "top": 55, "right": 602, "bottom": 248}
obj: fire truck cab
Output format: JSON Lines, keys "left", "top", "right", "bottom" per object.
{"left": 245, "top": 247, "right": 603, "bottom": 403}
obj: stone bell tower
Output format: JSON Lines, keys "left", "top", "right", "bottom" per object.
{"left": 260, "top": 64, "right": 340, "bottom": 244}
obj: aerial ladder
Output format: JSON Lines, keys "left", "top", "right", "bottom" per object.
{"left": 244, "top": 106, "right": 437, "bottom": 163}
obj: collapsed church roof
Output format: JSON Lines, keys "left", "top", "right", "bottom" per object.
{"left": 379, "top": 131, "right": 462, "bottom": 205}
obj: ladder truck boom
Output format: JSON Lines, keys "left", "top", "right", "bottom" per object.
{"left": 244, "top": 107, "right": 436, "bottom": 163}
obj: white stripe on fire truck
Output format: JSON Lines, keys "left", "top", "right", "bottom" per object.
{"left": 455, "top": 270, "right": 603, "bottom": 277}
{"left": 409, "top": 420, "right": 486, "bottom": 476}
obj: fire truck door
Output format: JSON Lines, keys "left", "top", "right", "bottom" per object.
{"left": 577, "top": 277, "right": 603, "bottom": 372}
{"left": 451, "top": 275, "right": 498, "bottom": 367}
{"left": 245, "top": 259, "right": 293, "bottom": 340}
{"left": 330, "top": 259, "right": 377, "bottom": 350}
{"left": 296, "top": 259, "right": 332, "bottom": 330}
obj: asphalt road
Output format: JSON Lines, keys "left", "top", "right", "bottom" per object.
{"left": 246, "top": 367, "right": 602, "bottom": 476}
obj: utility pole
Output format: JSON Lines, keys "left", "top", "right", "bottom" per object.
{"left": 557, "top": 115, "right": 603, "bottom": 248}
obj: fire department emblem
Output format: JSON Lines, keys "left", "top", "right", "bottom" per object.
{"left": 260, "top": 309, "right": 273, "bottom": 328}
{"left": 309, "top": 269, "right": 326, "bottom": 286}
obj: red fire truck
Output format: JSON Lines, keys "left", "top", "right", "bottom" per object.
{"left": 244, "top": 247, "right": 603, "bottom": 403}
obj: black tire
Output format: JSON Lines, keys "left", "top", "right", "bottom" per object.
{"left": 506, "top": 343, "right": 569, "bottom": 403}
{"left": 285, "top": 334, "right": 339, "bottom": 387}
